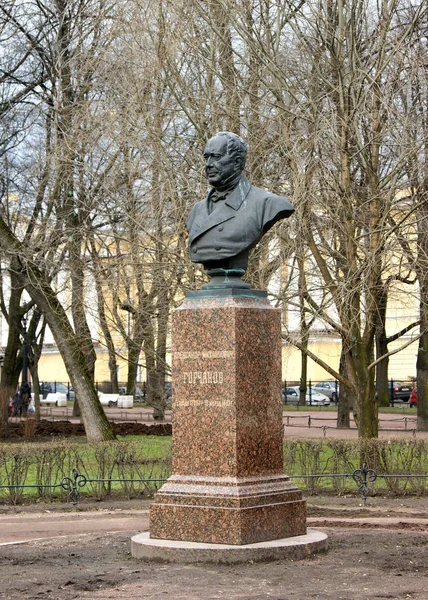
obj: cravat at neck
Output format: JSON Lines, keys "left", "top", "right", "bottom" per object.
{"left": 211, "top": 172, "right": 242, "bottom": 202}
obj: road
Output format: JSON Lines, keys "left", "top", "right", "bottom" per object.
{"left": 19, "top": 404, "right": 423, "bottom": 440}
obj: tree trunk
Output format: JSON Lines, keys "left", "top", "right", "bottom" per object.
{"left": 26, "top": 275, "right": 115, "bottom": 440}
{"left": 0, "top": 386, "right": 13, "bottom": 439}
{"left": 0, "top": 269, "right": 25, "bottom": 391}
{"left": 416, "top": 187, "right": 428, "bottom": 430}
{"left": 375, "top": 336, "right": 390, "bottom": 407}
{"left": 92, "top": 250, "right": 119, "bottom": 394}
{"left": 210, "top": 0, "right": 241, "bottom": 132}
{"left": 349, "top": 342, "right": 378, "bottom": 438}
{"left": 30, "top": 368, "right": 41, "bottom": 422}
{"left": 416, "top": 331, "right": 428, "bottom": 431}
{"left": 0, "top": 228, "right": 116, "bottom": 441}
{"left": 337, "top": 350, "right": 351, "bottom": 428}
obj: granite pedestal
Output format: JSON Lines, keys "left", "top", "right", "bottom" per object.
{"left": 132, "top": 289, "right": 327, "bottom": 561}
{"left": 131, "top": 288, "right": 327, "bottom": 562}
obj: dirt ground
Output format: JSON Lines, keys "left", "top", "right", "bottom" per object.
{"left": 1, "top": 418, "right": 428, "bottom": 599}
{"left": 1, "top": 496, "right": 427, "bottom": 600}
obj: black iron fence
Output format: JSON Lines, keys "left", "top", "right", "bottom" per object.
{"left": 0, "top": 464, "right": 427, "bottom": 507}
{"left": 8, "top": 406, "right": 419, "bottom": 437}
{"left": 282, "top": 378, "right": 416, "bottom": 406}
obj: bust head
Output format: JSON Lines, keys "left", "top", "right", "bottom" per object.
{"left": 203, "top": 132, "right": 248, "bottom": 190}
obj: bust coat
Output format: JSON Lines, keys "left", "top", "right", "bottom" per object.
{"left": 186, "top": 175, "right": 294, "bottom": 265}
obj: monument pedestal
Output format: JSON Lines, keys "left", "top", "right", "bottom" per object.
{"left": 151, "top": 290, "right": 306, "bottom": 545}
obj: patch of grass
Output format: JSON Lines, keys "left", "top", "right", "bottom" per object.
{"left": 1, "top": 436, "right": 427, "bottom": 503}
{"left": 0, "top": 436, "right": 172, "bottom": 504}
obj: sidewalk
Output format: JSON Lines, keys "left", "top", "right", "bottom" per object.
{"left": 1, "top": 497, "right": 427, "bottom": 600}
{"left": 1, "top": 495, "right": 427, "bottom": 545}
{"left": 0, "top": 506, "right": 150, "bottom": 545}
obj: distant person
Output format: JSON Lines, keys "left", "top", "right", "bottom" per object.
{"left": 20, "top": 382, "right": 31, "bottom": 416}
{"left": 13, "top": 392, "right": 21, "bottom": 416}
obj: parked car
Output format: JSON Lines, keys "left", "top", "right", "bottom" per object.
{"left": 134, "top": 386, "right": 146, "bottom": 401}
{"left": 387, "top": 381, "right": 412, "bottom": 403}
{"left": 98, "top": 392, "right": 119, "bottom": 407}
{"left": 286, "top": 386, "right": 330, "bottom": 406}
{"left": 165, "top": 382, "right": 172, "bottom": 401}
{"left": 282, "top": 387, "right": 299, "bottom": 404}
{"left": 39, "top": 382, "right": 75, "bottom": 401}
{"left": 409, "top": 388, "right": 417, "bottom": 407}
{"left": 313, "top": 381, "right": 339, "bottom": 402}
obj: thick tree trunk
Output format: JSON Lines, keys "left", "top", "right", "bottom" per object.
{"left": 26, "top": 277, "right": 115, "bottom": 440}
{"left": 210, "top": 0, "right": 241, "bottom": 132}
{"left": 0, "top": 249, "right": 116, "bottom": 441}
{"left": 127, "top": 336, "right": 142, "bottom": 396}
{"left": 350, "top": 343, "right": 378, "bottom": 439}
{"left": 417, "top": 333, "right": 428, "bottom": 431}
{"left": 375, "top": 336, "right": 389, "bottom": 407}
{"left": 0, "top": 271, "right": 25, "bottom": 391}
{"left": 375, "top": 286, "right": 389, "bottom": 407}
{"left": 92, "top": 246, "right": 119, "bottom": 394}
{"left": 337, "top": 350, "right": 351, "bottom": 428}
{"left": 416, "top": 197, "right": 428, "bottom": 430}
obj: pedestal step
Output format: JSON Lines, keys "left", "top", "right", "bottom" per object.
{"left": 150, "top": 474, "right": 306, "bottom": 545}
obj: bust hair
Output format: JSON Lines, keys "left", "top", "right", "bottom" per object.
{"left": 213, "top": 131, "right": 247, "bottom": 169}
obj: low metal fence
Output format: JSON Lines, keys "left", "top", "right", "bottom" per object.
{"left": 0, "top": 465, "right": 427, "bottom": 507}
{"left": 9, "top": 407, "right": 173, "bottom": 424}
{"left": 283, "top": 413, "right": 418, "bottom": 437}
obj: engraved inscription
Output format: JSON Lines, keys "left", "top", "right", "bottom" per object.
{"left": 175, "top": 399, "right": 232, "bottom": 408}
{"left": 175, "top": 351, "right": 234, "bottom": 360}
{"left": 183, "top": 371, "right": 224, "bottom": 384}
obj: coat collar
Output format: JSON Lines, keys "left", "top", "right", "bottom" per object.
{"left": 189, "top": 175, "right": 252, "bottom": 242}
{"left": 220, "top": 174, "right": 251, "bottom": 210}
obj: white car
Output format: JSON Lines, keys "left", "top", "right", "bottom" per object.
{"left": 98, "top": 392, "right": 133, "bottom": 408}
{"left": 38, "top": 392, "right": 68, "bottom": 407}
{"left": 286, "top": 386, "right": 330, "bottom": 406}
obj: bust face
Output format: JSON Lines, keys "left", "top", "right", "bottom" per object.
{"left": 203, "top": 136, "right": 242, "bottom": 189}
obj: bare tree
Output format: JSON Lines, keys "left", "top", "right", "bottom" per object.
{"left": 0, "top": 0, "right": 117, "bottom": 440}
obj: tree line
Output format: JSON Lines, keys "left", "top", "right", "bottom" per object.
{"left": 0, "top": 0, "right": 426, "bottom": 440}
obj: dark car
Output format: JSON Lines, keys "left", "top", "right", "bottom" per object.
{"left": 388, "top": 381, "right": 412, "bottom": 403}
{"left": 409, "top": 388, "right": 417, "bottom": 407}
{"left": 165, "top": 382, "right": 172, "bottom": 402}
{"left": 39, "top": 382, "right": 75, "bottom": 400}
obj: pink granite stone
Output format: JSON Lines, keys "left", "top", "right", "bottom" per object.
{"left": 150, "top": 292, "right": 306, "bottom": 545}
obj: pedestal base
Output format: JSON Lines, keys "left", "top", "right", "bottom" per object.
{"left": 131, "top": 529, "right": 328, "bottom": 564}
{"left": 150, "top": 474, "right": 306, "bottom": 545}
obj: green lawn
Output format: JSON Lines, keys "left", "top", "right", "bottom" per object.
{"left": 1, "top": 432, "right": 427, "bottom": 503}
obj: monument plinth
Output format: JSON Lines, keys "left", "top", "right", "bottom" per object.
{"left": 132, "top": 133, "right": 328, "bottom": 561}
{"left": 149, "top": 290, "right": 306, "bottom": 545}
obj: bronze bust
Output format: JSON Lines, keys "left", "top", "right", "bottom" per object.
{"left": 186, "top": 132, "right": 294, "bottom": 288}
